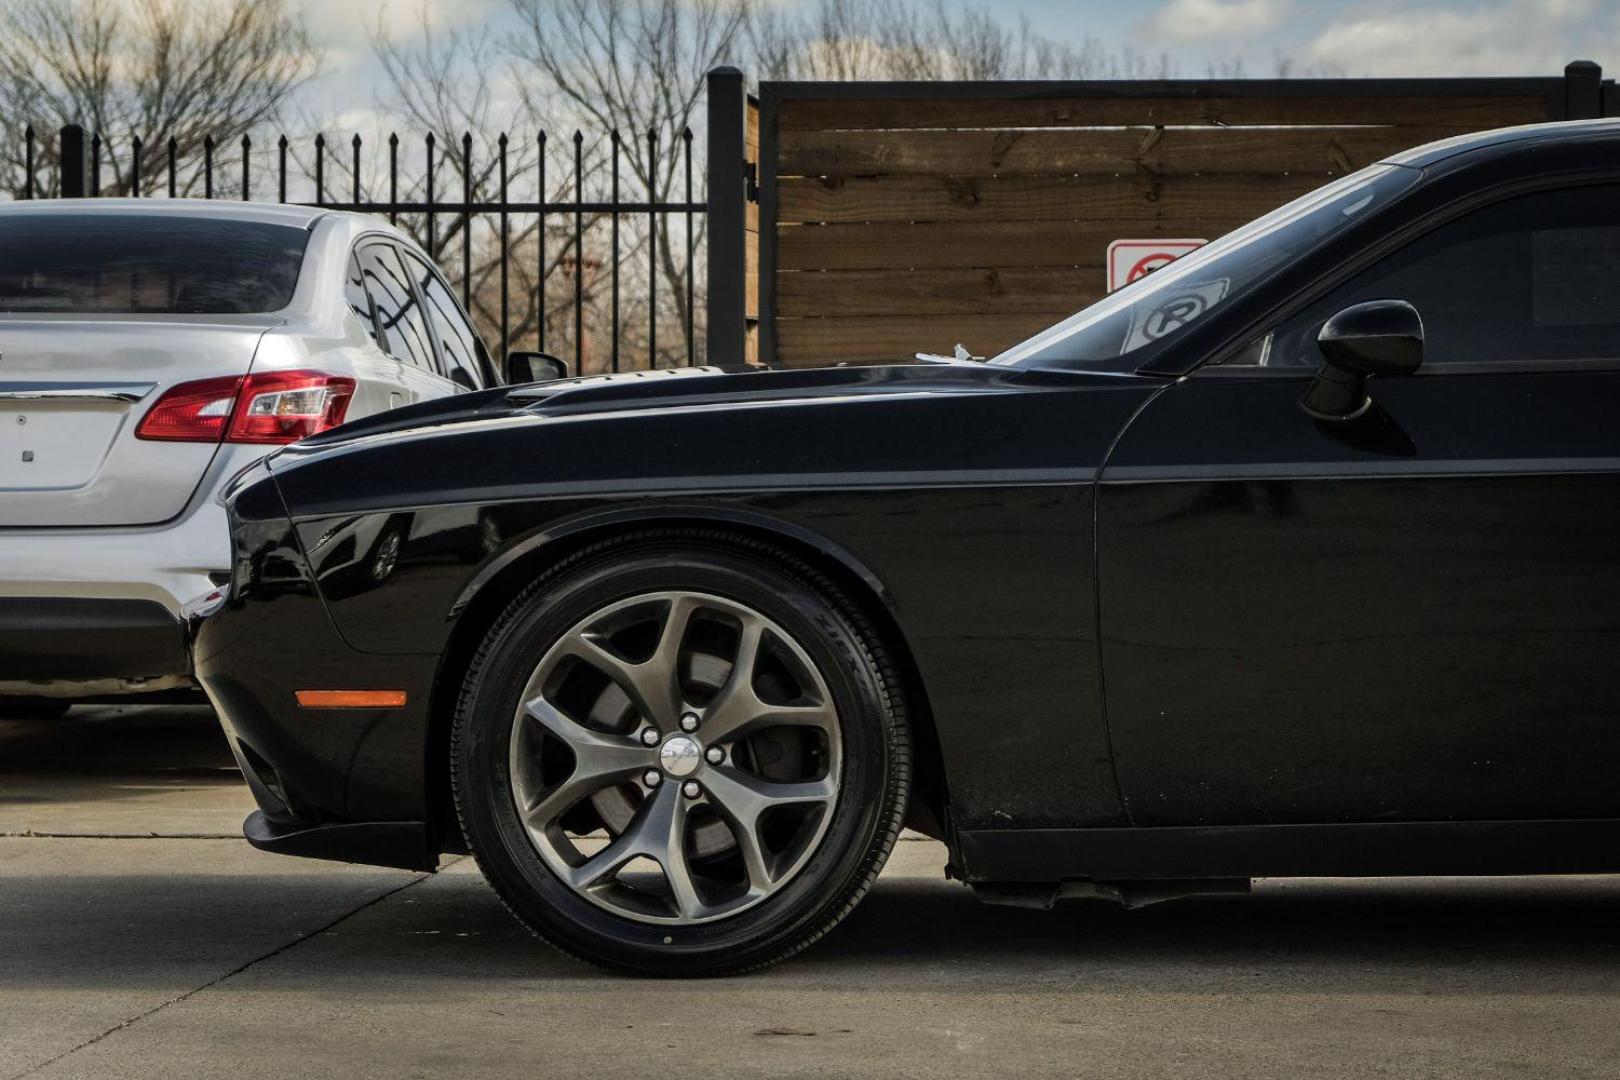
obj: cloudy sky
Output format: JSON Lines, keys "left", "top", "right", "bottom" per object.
{"left": 296, "top": 0, "right": 1619, "bottom": 115}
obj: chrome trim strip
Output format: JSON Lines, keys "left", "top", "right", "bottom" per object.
{"left": 0, "top": 382, "right": 156, "bottom": 403}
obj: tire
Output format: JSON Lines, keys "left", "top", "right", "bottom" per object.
{"left": 451, "top": 530, "right": 911, "bottom": 976}
{"left": 0, "top": 698, "right": 72, "bottom": 719}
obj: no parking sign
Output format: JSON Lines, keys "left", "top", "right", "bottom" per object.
{"left": 1106, "top": 239, "right": 1207, "bottom": 292}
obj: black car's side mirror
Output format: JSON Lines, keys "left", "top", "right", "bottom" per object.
{"left": 1298, "top": 299, "right": 1423, "bottom": 421}
{"left": 505, "top": 351, "right": 570, "bottom": 385}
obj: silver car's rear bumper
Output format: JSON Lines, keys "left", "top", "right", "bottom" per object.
{"left": 0, "top": 475, "right": 238, "bottom": 698}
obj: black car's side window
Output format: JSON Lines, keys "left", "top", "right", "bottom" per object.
{"left": 356, "top": 242, "right": 437, "bottom": 371}
{"left": 405, "top": 251, "right": 486, "bottom": 390}
{"left": 1233, "top": 183, "right": 1620, "bottom": 369}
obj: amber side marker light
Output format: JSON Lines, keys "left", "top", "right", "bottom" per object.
{"left": 295, "top": 690, "right": 408, "bottom": 709}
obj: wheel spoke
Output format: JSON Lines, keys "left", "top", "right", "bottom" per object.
{"left": 726, "top": 809, "right": 777, "bottom": 895}
{"left": 701, "top": 617, "right": 835, "bottom": 744}
{"left": 702, "top": 766, "right": 836, "bottom": 890}
{"left": 566, "top": 820, "right": 642, "bottom": 891}
{"left": 704, "top": 695, "right": 836, "bottom": 746}
{"left": 562, "top": 595, "right": 696, "bottom": 729}
{"left": 521, "top": 697, "right": 651, "bottom": 825}
{"left": 565, "top": 781, "right": 700, "bottom": 918}
{"left": 643, "top": 783, "right": 703, "bottom": 919}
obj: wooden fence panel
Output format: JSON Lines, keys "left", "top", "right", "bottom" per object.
{"left": 777, "top": 126, "right": 1464, "bottom": 178}
{"left": 759, "top": 68, "right": 1602, "bottom": 366}
{"left": 775, "top": 91, "right": 1551, "bottom": 132}
{"left": 775, "top": 173, "right": 1326, "bottom": 226}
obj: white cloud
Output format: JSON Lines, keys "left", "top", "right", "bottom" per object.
{"left": 299, "top": 0, "right": 498, "bottom": 55}
{"left": 1142, "top": 0, "right": 1291, "bottom": 44}
{"left": 1304, "top": 0, "right": 1610, "bottom": 76}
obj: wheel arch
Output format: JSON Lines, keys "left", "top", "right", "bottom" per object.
{"left": 424, "top": 506, "right": 952, "bottom": 857}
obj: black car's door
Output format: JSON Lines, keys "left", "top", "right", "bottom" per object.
{"left": 1097, "top": 180, "right": 1620, "bottom": 826}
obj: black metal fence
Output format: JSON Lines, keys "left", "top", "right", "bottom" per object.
{"left": 13, "top": 118, "right": 718, "bottom": 375}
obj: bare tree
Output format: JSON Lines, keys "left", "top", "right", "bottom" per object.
{"left": 0, "top": 0, "right": 318, "bottom": 197}
{"left": 362, "top": 13, "right": 565, "bottom": 355}
{"left": 506, "top": 0, "right": 749, "bottom": 366}
{"left": 747, "top": 0, "right": 1174, "bottom": 81}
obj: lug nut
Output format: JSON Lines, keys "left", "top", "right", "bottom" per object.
{"left": 640, "top": 728, "right": 660, "bottom": 746}
{"left": 705, "top": 746, "right": 724, "bottom": 765}
{"left": 643, "top": 770, "right": 662, "bottom": 787}
{"left": 679, "top": 712, "right": 700, "bottom": 732}
{"left": 682, "top": 781, "right": 701, "bottom": 799}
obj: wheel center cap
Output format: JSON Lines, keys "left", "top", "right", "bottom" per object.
{"left": 659, "top": 735, "right": 702, "bottom": 778}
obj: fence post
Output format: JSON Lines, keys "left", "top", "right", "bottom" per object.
{"left": 706, "top": 67, "right": 748, "bottom": 368}
{"left": 1564, "top": 60, "right": 1602, "bottom": 119}
{"left": 60, "top": 124, "right": 87, "bottom": 198}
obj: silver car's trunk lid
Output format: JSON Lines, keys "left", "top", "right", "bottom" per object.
{"left": 0, "top": 317, "right": 273, "bottom": 527}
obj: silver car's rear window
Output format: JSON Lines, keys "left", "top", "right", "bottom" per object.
{"left": 0, "top": 214, "right": 308, "bottom": 314}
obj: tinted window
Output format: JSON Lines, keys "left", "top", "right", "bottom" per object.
{"left": 1236, "top": 184, "right": 1620, "bottom": 368}
{"left": 345, "top": 251, "right": 380, "bottom": 345}
{"left": 990, "top": 164, "right": 1418, "bottom": 372}
{"left": 406, "top": 252, "right": 485, "bottom": 389}
{"left": 0, "top": 213, "right": 307, "bottom": 314}
{"left": 357, "top": 243, "right": 436, "bottom": 370}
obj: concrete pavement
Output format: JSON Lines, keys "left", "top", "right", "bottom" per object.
{"left": 0, "top": 705, "right": 251, "bottom": 838}
{"left": 4, "top": 707, "right": 1620, "bottom": 1079}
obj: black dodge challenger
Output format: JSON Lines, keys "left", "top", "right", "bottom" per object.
{"left": 197, "top": 119, "right": 1620, "bottom": 974}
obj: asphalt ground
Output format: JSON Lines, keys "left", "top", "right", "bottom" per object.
{"left": 3, "top": 705, "right": 1618, "bottom": 1079}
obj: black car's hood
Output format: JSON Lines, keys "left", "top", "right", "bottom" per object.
{"left": 275, "top": 362, "right": 1147, "bottom": 469}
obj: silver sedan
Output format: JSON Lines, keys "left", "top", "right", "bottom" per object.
{"left": 0, "top": 199, "right": 503, "bottom": 710}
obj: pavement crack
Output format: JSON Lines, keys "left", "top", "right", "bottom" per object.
{"left": 7, "top": 860, "right": 456, "bottom": 1080}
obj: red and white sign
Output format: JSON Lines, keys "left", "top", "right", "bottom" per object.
{"left": 1106, "top": 239, "right": 1207, "bottom": 292}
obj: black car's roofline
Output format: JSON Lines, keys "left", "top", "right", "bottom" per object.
{"left": 1382, "top": 117, "right": 1620, "bottom": 170}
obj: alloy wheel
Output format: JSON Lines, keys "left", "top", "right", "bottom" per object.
{"left": 508, "top": 590, "right": 842, "bottom": 924}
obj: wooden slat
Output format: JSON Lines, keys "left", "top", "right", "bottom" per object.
{"left": 745, "top": 229, "right": 758, "bottom": 319}
{"left": 777, "top": 173, "right": 1321, "bottom": 225}
{"left": 745, "top": 99, "right": 761, "bottom": 233}
{"left": 778, "top": 219, "right": 1224, "bottom": 272}
{"left": 778, "top": 126, "right": 1459, "bottom": 178}
{"left": 774, "top": 312, "right": 1066, "bottom": 366}
{"left": 778, "top": 94, "right": 1549, "bottom": 132}
{"left": 777, "top": 267, "right": 1104, "bottom": 318}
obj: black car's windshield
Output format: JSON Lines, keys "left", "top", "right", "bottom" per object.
{"left": 989, "top": 163, "right": 1419, "bottom": 372}
{"left": 0, "top": 214, "right": 309, "bottom": 314}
